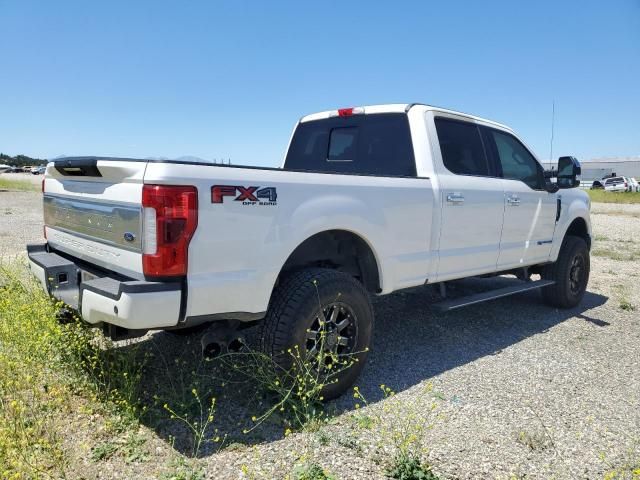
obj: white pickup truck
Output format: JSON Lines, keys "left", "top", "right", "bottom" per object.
{"left": 28, "top": 103, "right": 591, "bottom": 397}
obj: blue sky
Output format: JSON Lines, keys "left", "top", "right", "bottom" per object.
{"left": 1, "top": 0, "right": 639, "bottom": 166}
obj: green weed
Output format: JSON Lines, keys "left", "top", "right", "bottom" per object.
{"left": 91, "top": 441, "right": 119, "bottom": 461}
{"left": 121, "top": 432, "right": 149, "bottom": 463}
{"left": 619, "top": 299, "right": 636, "bottom": 312}
{"left": 387, "top": 452, "right": 440, "bottom": 480}
{"left": 291, "top": 462, "right": 335, "bottom": 480}
{"left": 600, "top": 438, "right": 640, "bottom": 480}
{"left": 352, "top": 413, "right": 375, "bottom": 430}
{"left": 315, "top": 430, "right": 330, "bottom": 446}
{"left": 163, "top": 390, "right": 219, "bottom": 457}
{"left": 354, "top": 383, "right": 442, "bottom": 479}
{"left": 613, "top": 285, "right": 637, "bottom": 312}
{"left": 159, "top": 457, "right": 204, "bottom": 480}
{"left": 212, "top": 346, "right": 336, "bottom": 434}
{"left": 516, "top": 429, "right": 551, "bottom": 451}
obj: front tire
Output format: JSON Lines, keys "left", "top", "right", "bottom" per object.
{"left": 261, "top": 268, "right": 374, "bottom": 400}
{"left": 542, "top": 236, "right": 590, "bottom": 308}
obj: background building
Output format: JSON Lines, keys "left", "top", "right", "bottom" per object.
{"left": 541, "top": 156, "right": 640, "bottom": 180}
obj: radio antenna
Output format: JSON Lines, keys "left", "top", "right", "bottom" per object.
{"left": 549, "top": 100, "right": 555, "bottom": 166}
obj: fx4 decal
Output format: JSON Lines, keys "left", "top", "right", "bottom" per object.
{"left": 211, "top": 185, "right": 278, "bottom": 205}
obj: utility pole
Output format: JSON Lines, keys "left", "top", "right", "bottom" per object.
{"left": 549, "top": 100, "right": 555, "bottom": 164}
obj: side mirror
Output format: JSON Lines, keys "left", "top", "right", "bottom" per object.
{"left": 556, "top": 156, "right": 581, "bottom": 189}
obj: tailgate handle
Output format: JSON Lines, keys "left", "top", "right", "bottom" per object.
{"left": 54, "top": 158, "right": 102, "bottom": 177}
{"left": 446, "top": 193, "right": 465, "bottom": 204}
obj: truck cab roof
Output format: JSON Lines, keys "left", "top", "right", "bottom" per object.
{"left": 300, "top": 103, "right": 513, "bottom": 132}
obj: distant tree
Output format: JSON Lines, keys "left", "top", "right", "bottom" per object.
{"left": 0, "top": 153, "right": 47, "bottom": 166}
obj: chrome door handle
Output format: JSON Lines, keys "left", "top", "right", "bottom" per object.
{"left": 446, "top": 193, "right": 465, "bottom": 204}
{"left": 507, "top": 195, "right": 521, "bottom": 206}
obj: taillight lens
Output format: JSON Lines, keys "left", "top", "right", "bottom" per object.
{"left": 142, "top": 185, "right": 198, "bottom": 277}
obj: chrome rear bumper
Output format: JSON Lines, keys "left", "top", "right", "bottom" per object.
{"left": 27, "top": 243, "right": 182, "bottom": 331}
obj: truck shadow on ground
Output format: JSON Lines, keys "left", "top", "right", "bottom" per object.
{"left": 119, "top": 276, "right": 608, "bottom": 457}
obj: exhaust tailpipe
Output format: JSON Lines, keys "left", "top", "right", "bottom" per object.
{"left": 202, "top": 339, "right": 224, "bottom": 359}
{"left": 201, "top": 329, "right": 246, "bottom": 358}
{"left": 227, "top": 337, "right": 246, "bottom": 353}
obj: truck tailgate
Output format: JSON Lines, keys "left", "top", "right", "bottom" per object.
{"left": 43, "top": 158, "right": 147, "bottom": 279}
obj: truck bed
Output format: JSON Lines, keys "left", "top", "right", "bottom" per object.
{"left": 43, "top": 156, "right": 435, "bottom": 324}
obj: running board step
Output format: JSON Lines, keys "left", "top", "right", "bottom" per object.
{"left": 432, "top": 279, "right": 555, "bottom": 312}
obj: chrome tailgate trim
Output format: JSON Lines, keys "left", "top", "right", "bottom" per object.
{"left": 43, "top": 194, "right": 142, "bottom": 252}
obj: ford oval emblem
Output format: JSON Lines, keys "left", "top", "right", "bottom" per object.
{"left": 123, "top": 232, "right": 136, "bottom": 242}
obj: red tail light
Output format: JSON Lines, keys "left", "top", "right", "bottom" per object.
{"left": 335, "top": 107, "right": 365, "bottom": 117}
{"left": 142, "top": 185, "right": 198, "bottom": 277}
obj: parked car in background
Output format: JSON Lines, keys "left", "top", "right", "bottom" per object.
{"left": 30, "top": 166, "right": 46, "bottom": 175}
{"left": 629, "top": 177, "right": 639, "bottom": 192}
{"left": 590, "top": 180, "right": 604, "bottom": 190}
{"left": 603, "top": 176, "right": 630, "bottom": 192}
{"left": 0, "top": 164, "right": 12, "bottom": 173}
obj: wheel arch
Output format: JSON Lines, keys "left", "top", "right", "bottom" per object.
{"left": 564, "top": 216, "right": 591, "bottom": 250}
{"left": 275, "top": 229, "right": 382, "bottom": 295}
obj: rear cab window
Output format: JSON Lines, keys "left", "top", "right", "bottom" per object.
{"left": 434, "top": 117, "right": 491, "bottom": 176}
{"left": 284, "top": 113, "right": 417, "bottom": 177}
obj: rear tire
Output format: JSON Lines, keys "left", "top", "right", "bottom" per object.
{"left": 261, "top": 268, "right": 374, "bottom": 400}
{"left": 542, "top": 236, "right": 590, "bottom": 308}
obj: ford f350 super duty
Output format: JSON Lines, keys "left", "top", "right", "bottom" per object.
{"left": 28, "top": 103, "right": 591, "bottom": 397}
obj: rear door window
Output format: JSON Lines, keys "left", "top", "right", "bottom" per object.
{"left": 284, "top": 113, "right": 416, "bottom": 177}
{"left": 434, "top": 117, "right": 490, "bottom": 176}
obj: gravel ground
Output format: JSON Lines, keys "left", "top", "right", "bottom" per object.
{"left": 1, "top": 184, "right": 638, "bottom": 479}
{"left": 0, "top": 175, "right": 44, "bottom": 258}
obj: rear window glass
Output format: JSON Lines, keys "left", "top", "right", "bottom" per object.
{"left": 434, "top": 118, "right": 490, "bottom": 176}
{"left": 328, "top": 127, "right": 358, "bottom": 161}
{"left": 284, "top": 113, "right": 416, "bottom": 177}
